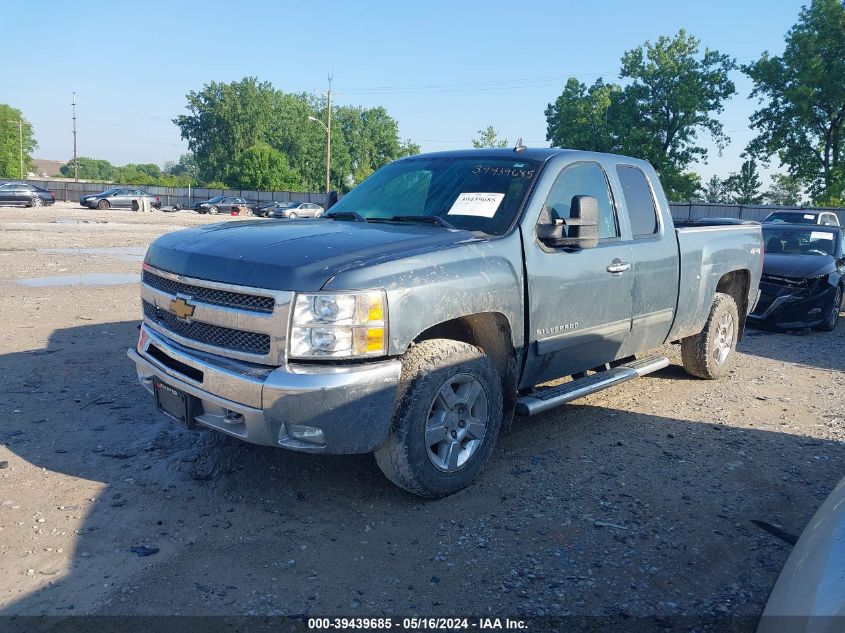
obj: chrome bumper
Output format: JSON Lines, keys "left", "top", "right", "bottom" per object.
{"left": 128, "top": 325, "right": 402, "bottom": 453}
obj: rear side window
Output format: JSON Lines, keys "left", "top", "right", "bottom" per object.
{"left": 542, "top": 162, "right": 618, "bottom": 239}
{"left": 616, "top": 165, "right": 658, "bottom": 237}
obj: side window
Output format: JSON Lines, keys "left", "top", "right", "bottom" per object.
{"left": 540, "top": 162, "right": 618, "bottom": 239}
{"left": 616, "top": 165, "right": 659, "bottom": 237}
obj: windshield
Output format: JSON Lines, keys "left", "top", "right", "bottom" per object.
{"left": 329, "top": 156, "right": 542, "bottom": 235}
{"left": 274, "top": 202, "right": 296, "bottom": 208}
{"left": 763, "top": 227, "right": 837, "bottom": 256}
{"left": 206, "top": 196, "right": 224, "bottom": 203}
{"left": 98, "top": 188, "right": 119, "bottom": 196}
{"left": 764, "top": 212, "right": 817, "bottom": 224}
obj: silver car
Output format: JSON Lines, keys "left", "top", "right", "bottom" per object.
{"left": 266, "top": 201, "right": 324, "bottom": 219}
{"left": 81, "top": 188, "right": 161, "bottom": 210}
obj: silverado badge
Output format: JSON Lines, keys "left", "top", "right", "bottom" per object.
{"left": 170, "top": 296, "right": 196, "bottom": 320}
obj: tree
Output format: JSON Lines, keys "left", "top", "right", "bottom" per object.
{"left": 174, "top": 77, "right": 414, "bottom": 192}
{"left": 743, "top": 0, "right": 845, "bottom": 205}
{"left": 229, "top": 145, "right": 301, "bottom": 190}
{"left": 545, "top": 78, "right": 619, "bottom": 152}
{"left": 165, "top": 153, "right": 199, "bottom": 181}
{"left": 60, "top": 157, "right": 116, "bottom": 181}
{"left": 765, "top": 173, "right": 805, "bottom": 206}
{"left": 698, "top": 174, "right": 729, "bottom": 203}
{"left": 0, "top": 104, "right": 37, "bottom": 178}
{"left": 724, "top": 158, "right": 764, "bottom": 204}
{"left": 472, "top": 125, "right": 508, "bottom": 148}
{"left": 545, "top": 30, "right": 736, "bottom": 200}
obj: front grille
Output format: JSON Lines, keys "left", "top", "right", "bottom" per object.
{"left": 143, "top": 301, "right": 271, "bottom": 355}
{"left": 760, "top": 274, "right": 807, "bottom": 288}
{"left": 142, "top": 270, "right": 275, "bottom": 313}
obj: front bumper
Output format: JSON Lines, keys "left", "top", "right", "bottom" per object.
{"left": 748, "top": 283, "right": 835, "bottom": 329}
{"left": 128, "top": 325, "right": 402, "bottom": 453}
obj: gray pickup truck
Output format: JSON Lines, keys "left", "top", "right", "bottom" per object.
{"left": 128, "top": 148, "right": 763, "bottom": 497}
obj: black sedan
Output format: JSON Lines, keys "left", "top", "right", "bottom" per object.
{"left": 0, "top": 182, "right": 56, "bottom": 207}
{"left": 193, "top": 196, "right": 254, "bottom": 215}
{"left": 749, "top": 225, "right": 844, "bottom": 331}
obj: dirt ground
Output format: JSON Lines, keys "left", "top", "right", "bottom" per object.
{"left": 0, "top": 203, "right": 843, "bottom": 627}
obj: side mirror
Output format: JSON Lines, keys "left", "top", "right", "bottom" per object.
{"left": 537, "top": 195, "right": 600, "bottom": 249}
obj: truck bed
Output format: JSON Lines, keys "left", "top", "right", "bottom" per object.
{"left": 667, "top": 223, "right": 764, "bottom": 342}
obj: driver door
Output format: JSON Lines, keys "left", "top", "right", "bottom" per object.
{"left": 521, "top": 161, "right": 634, "bottom": 388}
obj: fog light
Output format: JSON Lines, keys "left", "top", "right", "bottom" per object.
{"left": 808, "top": 307, "right": 822, "bottom": 315}
{"left": 287, "top": 424, "right": 326, "bottom": 446}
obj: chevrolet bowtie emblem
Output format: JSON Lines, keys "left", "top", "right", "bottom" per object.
{"left": 170, "top": 297, "right": 196, "bottom": 320}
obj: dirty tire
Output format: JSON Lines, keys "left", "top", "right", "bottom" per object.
{"left": 97, "top": 199, "right": 109, "bottom": 210}
{"left": 375, "top": 339, "right": 503, "bottom": 498}
{"left": 818, "top": 285, "right": 842, "bottom": 332}
{"left": 30, "top": 196, "right": 43, "bottom": 207}
{"left": 131, "top": 199, "right": 140, "bottom": 211}
{"left": 681, "top": 292, "right": 739, "bottom": 380}
{"left": 208, "top": 206, "right": 219, "bottom": 215}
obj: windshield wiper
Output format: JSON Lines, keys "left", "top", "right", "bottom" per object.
{"left": 386, "top": 215, "right": 455, "bottom": 229}
{"left": 326, "top": 211, "right": 367, "bottom": 222}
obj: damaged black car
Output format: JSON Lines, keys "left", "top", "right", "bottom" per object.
{"left": 749, "top": 225, "right": 844, "bottom": 331}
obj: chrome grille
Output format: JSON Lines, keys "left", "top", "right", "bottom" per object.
{"left": 143, "top": 301, "right": 271, "bottom": 355}
{"left": 142, "top": 270, "right": 275, "bottom": 313}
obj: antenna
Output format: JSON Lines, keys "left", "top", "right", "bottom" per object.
{"left": 513, "top": 137, "right": 527, "bottom": 153}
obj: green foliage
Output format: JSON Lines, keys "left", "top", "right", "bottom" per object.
{"left": 471, "top": 126, "right": 508, "bottom": 148}
{"left": 765, "top": 173, "right": 805, "bottom": 206}
{"left": 697, "top": 174, "right": 730, "bottom": 203}
{"left": 173, "top": 77, "right": 414, "bottom": 192}
{"left": 229, "top": 145, "right": 301, "bottom": 190}
{"left": 60, "top": 157, "right": 116, "bottom": 180}
{"left": 545, "top": 30, "right": 736, "bottom": 200}
{"left": 724, "top": 159, "right": 764, "bottom": 204}
{"left": 0, "top": 104, "right": 37, "bottom": 178}
{"left": 545, "top": 78, "right": 619, "bottom": 152}
{"left": 743, "top": 0, "right": 845, "bottom": 205}
{"left": 165, "top": 153, "right": 199, "bottom": 181}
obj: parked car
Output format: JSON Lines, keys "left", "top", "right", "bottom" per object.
{"left": 81, "top": 188, "right": 161, "bottom": 210}
{"left": 260, "top": 201, "right": 324, "bottom": 219}
{"left": 193, "top": 196, "right": 254, "bottom": 215}
{"left": 758, "top": 474, "right": 845, "bottom": 631}
{"left": 763, "top": 210, "right": 841, "bottom": 226}
{"left": 129, "top": 147, "right": 763, "bottom": 497}
{"left": 0, "top": 182, "right": 55, "bottom": 207}
{"left": 749, "top": 224, "right": 843, "bottom": 331}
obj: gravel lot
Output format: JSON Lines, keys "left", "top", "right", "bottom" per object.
{"left": 1, "top": 202, "right": 843, "bottom": 627}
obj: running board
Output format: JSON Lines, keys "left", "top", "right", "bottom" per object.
{"left": 515, "top": 355, "right": 669, "bottom": 417}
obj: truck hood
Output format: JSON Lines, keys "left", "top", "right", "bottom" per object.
{"left": 144, "top": 219, "right": 481, "bottom": 291}
{"left": 763, "top": 253, "right": 835, "bottom": 279}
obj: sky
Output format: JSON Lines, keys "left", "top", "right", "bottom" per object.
{"left": 2, "top": 0, "right": 805, "bottom": 184}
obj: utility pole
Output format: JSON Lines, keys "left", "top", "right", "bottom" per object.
{"left": 325, "top": 72, "right": 332, "bottom": 194}
{"left": 72, "top": 92, "right": 78, "bottom": 181}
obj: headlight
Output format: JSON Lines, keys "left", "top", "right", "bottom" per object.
{"left": 289, "top": 290, "right": 387, "bottom": 359}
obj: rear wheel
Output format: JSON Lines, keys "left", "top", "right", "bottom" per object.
{"left": 97, "top": 199, "right": 109, "bottom": 210}
{"left": 681, "top": 292, "right": 739, "bottom": 379}
{"left": 819, "top": 285, "right": 842, "bottom": 332}
{"left": 30, "top": 196, "right": 43, "bottom": 208}
{"left": 375, "top": 339, "right": 503, "bottom": 498}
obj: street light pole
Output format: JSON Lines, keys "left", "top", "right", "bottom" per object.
{"left": 17, "top": 119, "right": 23, "bottom": 179}
{"left": 308, "top": 74, "right": 333, "bottom": 194}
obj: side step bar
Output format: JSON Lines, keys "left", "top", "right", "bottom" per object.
{"left": 515, "top": 355, "right": 669, "bottom": 417}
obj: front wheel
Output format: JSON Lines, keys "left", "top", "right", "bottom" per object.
{"left": 208, "top": 206, "right": 219, "bottom": 215}
{"left": 97, "top": 199, "right": 109, "bottom": 210}
{"left": 681, "top": 292, "right": 739, "bottom": 379}
{"left": 818, "top": 285, "right": 842, "bottom": 332}
{"left": 375, "top": 339, "right": 503, "bottom": 498}
{"left": 288, "top": 211, "right": 297, "bottom": 219}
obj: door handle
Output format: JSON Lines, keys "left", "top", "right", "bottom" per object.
{"left": 606, "top": 260, "right": 631, "bottom": 274}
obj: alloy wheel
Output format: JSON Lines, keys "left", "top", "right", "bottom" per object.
{"left": 424, "top": 373, "right": 488, "bottom": 472}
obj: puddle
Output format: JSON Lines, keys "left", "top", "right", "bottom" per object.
{"left": 39, "top": 247, "right": 146, "bottom": 262}
{"left": 16, "top": 273, "right": 140, "bottom": 287}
